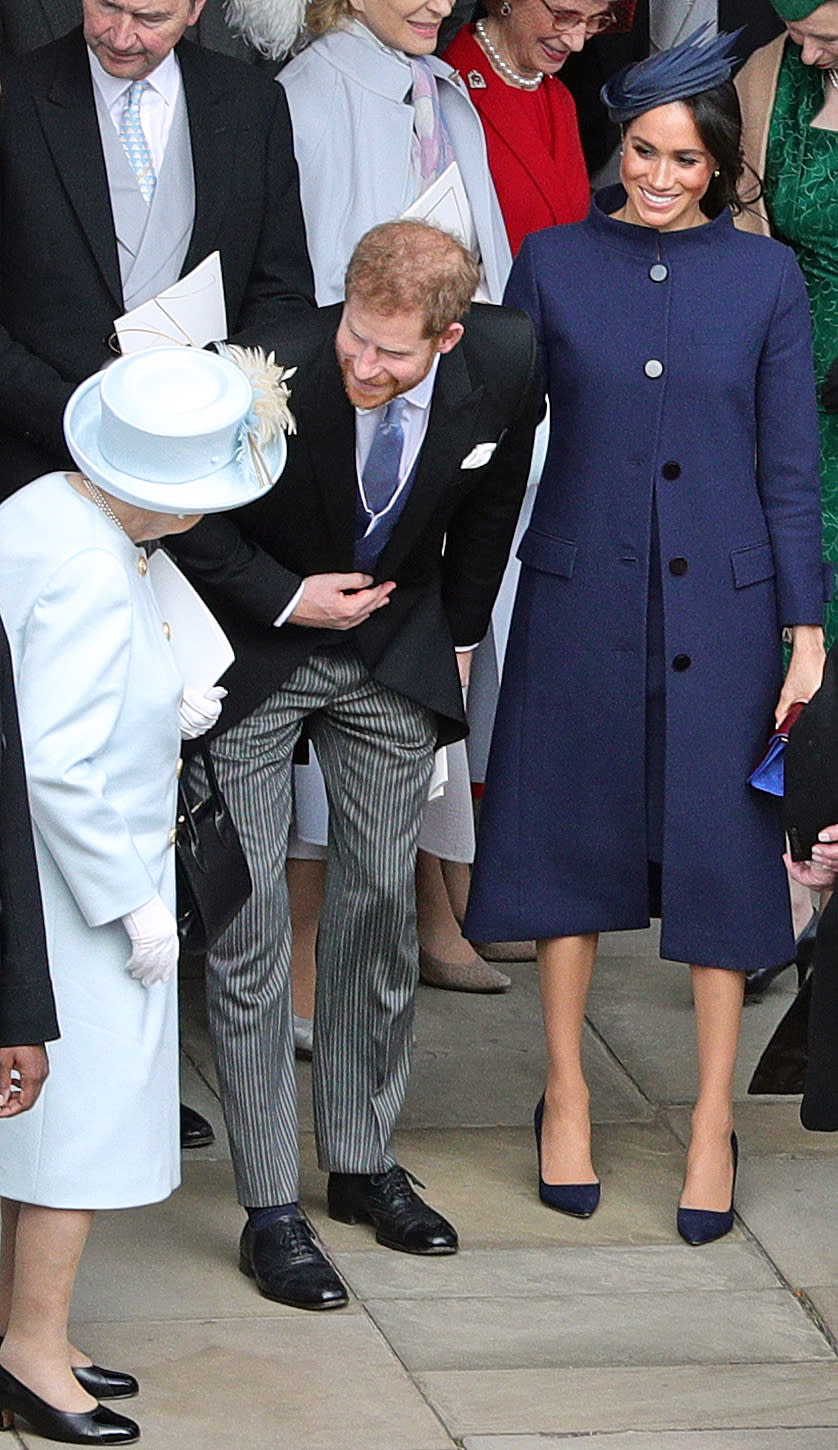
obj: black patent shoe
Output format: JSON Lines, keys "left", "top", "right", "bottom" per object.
{"left": 73, "top": 1366, "right": 138, "bottom": 1400}
{"left": 0, "top": 1364, "right": 139, "bottom": 1444}
{"left": 239, "top": 1217, "right": 348, "bottom": 1310}
{"left": 328, "top": 1166, "right": 458, "bottom": 1254}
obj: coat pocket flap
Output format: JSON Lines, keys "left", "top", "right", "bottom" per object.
{"left": 517, "top": 529, "right": 578, "bottom": 579}
{"left": 731, "top": 542, "right": 775, "bottom": 589}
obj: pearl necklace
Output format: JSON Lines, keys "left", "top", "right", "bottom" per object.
{"left": 82, "top": 475, "right": 132, "bottom": 540}
{"left": 475, "top": 19, "right": 543, "bottom": 91}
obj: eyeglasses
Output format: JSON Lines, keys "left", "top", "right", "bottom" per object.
{"left": 536, "top": 1, "right": 615, "bottom": 35}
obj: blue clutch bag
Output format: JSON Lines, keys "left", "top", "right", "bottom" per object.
{"left": 748, "top": 702, "right": 806, "bottom": 797}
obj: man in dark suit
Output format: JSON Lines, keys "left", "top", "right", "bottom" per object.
{"left": 171, "top": 220, "right": 541, "bottom": 1310}
{"left": 0, "top": 0, "right": 313, "bottom": 496}
{"left": 0, "top": 0, "right": 259, "bottom": 63}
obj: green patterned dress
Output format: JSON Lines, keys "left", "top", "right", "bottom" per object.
{"left": 765, "top": 46, "right": 838, "bottom": 643}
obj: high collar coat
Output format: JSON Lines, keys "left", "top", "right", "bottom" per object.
{"left": 0, "top": 27, "right": 313, "bottom": 494}
{"left": 466, "top": 195, "right": 828, "bottom": 973}
{"left": 278, "top": 27, "right": 512, "bottom": 305}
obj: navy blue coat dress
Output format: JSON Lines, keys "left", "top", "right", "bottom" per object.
{"left": 465, "top": 188, "right": 828, "bottom": 972}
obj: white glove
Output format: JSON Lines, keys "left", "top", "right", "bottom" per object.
{"left": 178, "top": 685, "right": 226, "bottom": 740}
{"left": 122, "top": 895, "right": 179, "bottom": 987}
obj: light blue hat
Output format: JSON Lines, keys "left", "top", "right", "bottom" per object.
{"left": 63, "top": 346, "right": 291, "bottom": 514}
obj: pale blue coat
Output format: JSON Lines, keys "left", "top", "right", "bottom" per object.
{"left": 0, "top": 475, "right": 183, "bottom": 1207}
{"left": 279, "top": 25, "right": 512, "bottom": 305}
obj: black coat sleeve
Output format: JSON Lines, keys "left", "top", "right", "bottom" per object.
{"left": 0, "top": 618, "right": 58, "bottom": 1046}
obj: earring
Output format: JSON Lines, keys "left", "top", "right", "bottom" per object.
{"left": 714, "top": 169, "right": 720, "bottom": 177}
{"left": 500, "top": 2, "right": 512, "bottom": 15}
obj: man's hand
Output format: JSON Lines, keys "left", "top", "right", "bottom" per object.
{"left": 0, "top": 1044, "right": 49, "bottom": 1115}
{"left": 290, "top": 573, "right": 396, "bottom": 629}
{"left": 785, "top": 823, "right": 838, "bottom": 889}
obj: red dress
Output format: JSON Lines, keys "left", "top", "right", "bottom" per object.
{"left": 444, "top": 25, "right": 590, "bottom": 256}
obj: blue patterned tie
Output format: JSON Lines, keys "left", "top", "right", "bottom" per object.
{"left": 361, "top": 396, "right": 407, "bottom": 518}
{"left": 118, "top": 80, "right": 156, "bottom": 205}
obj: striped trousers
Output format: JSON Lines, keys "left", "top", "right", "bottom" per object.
{"left": 196, "top": 645, "right": 436, "bottom": 1206}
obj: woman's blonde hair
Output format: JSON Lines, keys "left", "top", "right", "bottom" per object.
{"left": 305, "top": 0, "right": 354, "bottom": 36}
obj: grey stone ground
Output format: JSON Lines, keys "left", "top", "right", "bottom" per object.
{"left": 45, "top": 926, "right": 838, "bottom": 1449}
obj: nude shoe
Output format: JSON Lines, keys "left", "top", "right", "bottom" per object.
{"left": 418, "top": 949, "right": 511, "bottom": 993}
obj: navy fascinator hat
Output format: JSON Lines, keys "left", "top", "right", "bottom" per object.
{"left": 601, "top": 23, "right": 743, "bottom": 123}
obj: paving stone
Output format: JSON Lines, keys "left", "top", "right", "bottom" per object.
{"left": 405, "top": 968, "right": 651, "bottom": 1129}
{"left": 366, "top": 1287, "right": 830, "bottom": 1371}
{"left": 805, "top": 1285, "right": 838, "bottom": 1341}
{"left": 305, "top": 1121, "right": 698, "bottom": 1253}
{"left": 419, "top": 1362, "right": 838, "bottom": 1437}
{"left": 737, "top": 1157, "right": 838, "bottom": 1286}
{"left": 463, "top": 1434, "right": 838, "bottom": 1449}
{"left": 55, "top": 1318, "right": 453, "bottom": 1450}
{"left": 666, "top": 1100, "right": 838, "bottom": 1158}
{"left": 334, "top": 1242, "right": 778, "bottom": 1300}
{"left": 74, "top": 1160, "right": 355, "bottom": 1323}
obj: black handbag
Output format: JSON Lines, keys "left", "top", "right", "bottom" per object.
{"left": 175, "top": 743, "right": 252, "bottom": 954}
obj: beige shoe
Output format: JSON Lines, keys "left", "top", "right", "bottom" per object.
{"left": 418, "top": 949, "right": 511, "bottom": 993}
{"left": 471, "top": 939, "right": 536, "bottom": 962}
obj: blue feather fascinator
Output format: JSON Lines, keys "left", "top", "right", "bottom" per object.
{"left": 601, "top": 23, "right": 743, "bottom": 123}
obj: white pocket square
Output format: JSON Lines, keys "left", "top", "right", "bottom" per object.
{"left": 460, "top": 441, "right": 498, "bottom": 470}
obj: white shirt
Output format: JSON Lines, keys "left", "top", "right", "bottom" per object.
{"left": 88, "top": 47, "right": 182, "bottom": 173}
{"left": 354, "top": 355, "right": 439, "bottom": 538}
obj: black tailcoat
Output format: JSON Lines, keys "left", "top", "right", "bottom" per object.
{"left": 171, "top": 302, "right": 542, "bottom": 745}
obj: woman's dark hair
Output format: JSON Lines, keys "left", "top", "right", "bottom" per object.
{"left": 681, "top": 80, "right": 747, "bottom": 218}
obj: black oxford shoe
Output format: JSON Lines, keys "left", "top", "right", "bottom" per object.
{"left": 180, "top": 1103, "right": 215, "bottom": 1150}
{"left": 327, "top": 1166, "right": 458, "bottom": 1254}
{"left": 239, "top": 1218, "right": 348, "bottom": 1310}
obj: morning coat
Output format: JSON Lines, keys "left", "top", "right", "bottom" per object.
{"left": 0, "top": 26, "right": 313, "bottom": 493}
{"left": 465, "top": 192, "right": 828, "bottom": 972}
{"left": 171, "top": 302, "right": 542, "bottom": 747}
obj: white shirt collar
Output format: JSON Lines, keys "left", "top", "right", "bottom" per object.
{"left": 87, "top": 45, "right": 181, "bottom": 109}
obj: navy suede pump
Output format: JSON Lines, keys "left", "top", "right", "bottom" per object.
{"left": 533, "top": 1094, "right": 601, "bottom": 1218}
{"left": 677, "top": 1132, "right": 738, "bottom": 1246}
